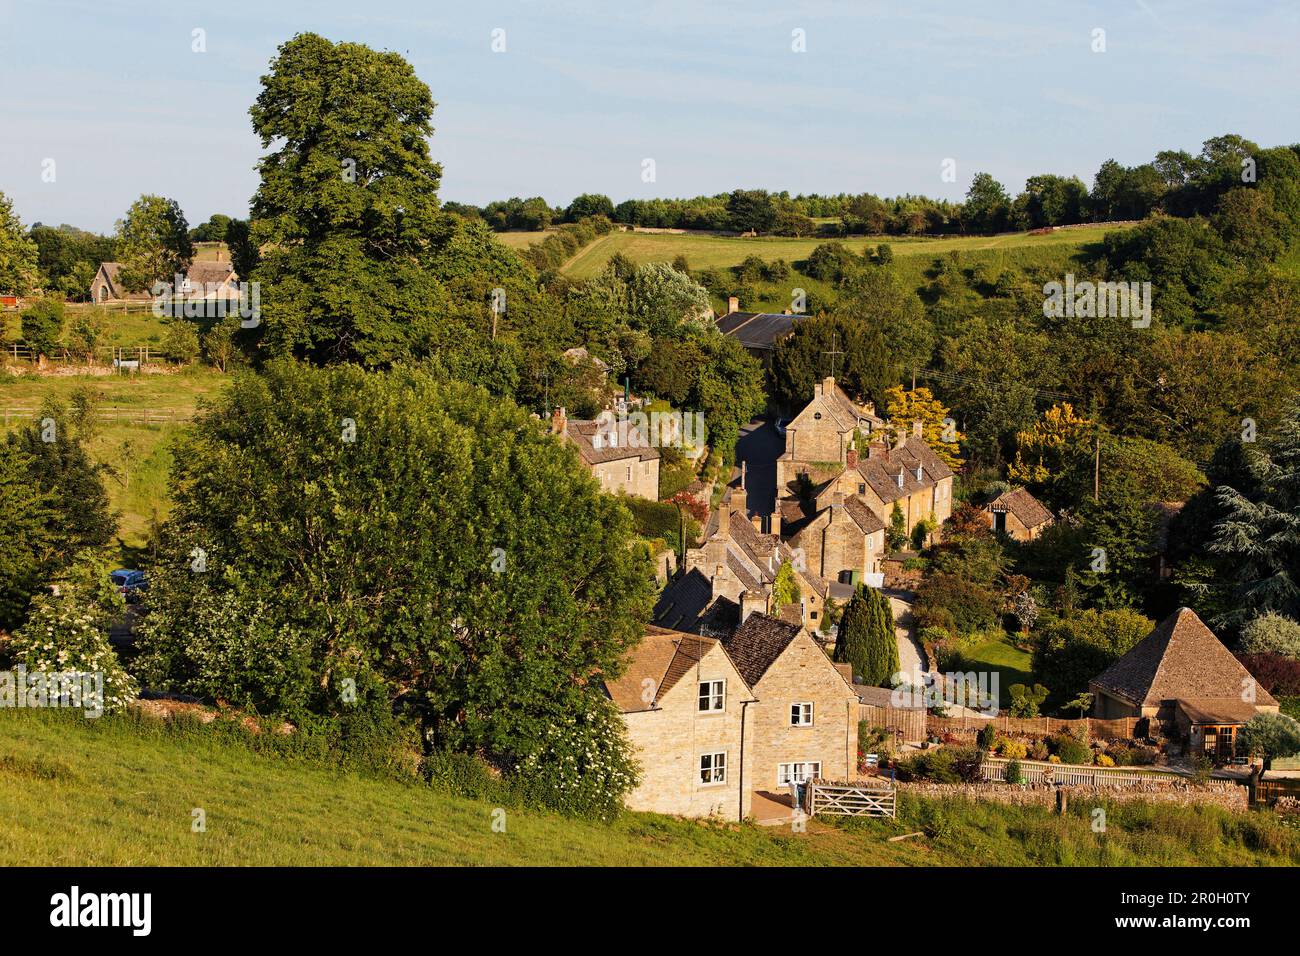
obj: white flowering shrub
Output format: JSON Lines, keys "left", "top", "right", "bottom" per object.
{"left": 511, "top": 697, "right": 639, "bottom": 820}
{"left": 10, "top": 568, "right": 137, "bottom": 714}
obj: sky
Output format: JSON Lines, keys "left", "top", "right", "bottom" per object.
{"left": 2, "top": 0, "right": 1299, "bottom": 234}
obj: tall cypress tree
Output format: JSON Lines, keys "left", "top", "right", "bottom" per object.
{"left": 834, "top": 586, "right": 900, "bottom": 687}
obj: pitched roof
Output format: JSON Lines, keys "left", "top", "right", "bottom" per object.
{"left": 1176, "top": 698, "right": 1262, "bottom": 725}
{"left": 95, "top": 260, "right": 237, "bottom": 301}
{"left": 695, "top": 595, "right": 741, "bottom": 639}
{"left": 988, "top": 488, "right": 1053, "bottom": 529}
{"left": 844, "top": 496, "right": 886, "bottom": 534}
{"left": 721, "top": 612, "right": 803, "bottom": 687}
{"left": 851, "top": 439, "right": 953, "bottom": 504}
{"left": 715, "top": 312, "right": 799, "bottom": 351}
{"left": 651, "top": 568, "right": 714, "bottom": 632}
{"left": 1089, "top": 607, "right": 1278, "bottom": 709}
{"left": 604, "top": 626, "right": 731, "bottom": 712}
{"left": 564, "top": 417, "right": 660, "bottom": 465}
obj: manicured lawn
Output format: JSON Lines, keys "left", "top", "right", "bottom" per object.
{"left": 1, "top": 709, "right": 1295, "bottom": 867}
{"left": 952, "top": 632, "right": 1035, "bottom": 708}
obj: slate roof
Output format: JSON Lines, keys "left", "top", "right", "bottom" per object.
{"left": 604, "top": 626, "right": 732, "bottom": 712}
{"left": 715, "top": 312, "right": 800, "bottom": 351}
{"left": 721, "top": 612, "right": 803, "bottom": 687}
{"left": 844, "top": 496, "right": 886, "bottom": 534}
{"left": 988, "top": 488, "right": 1053, "bottom": 529}
{"left": 1089, "top": 607, "right": 1278, "bottom": 710}
{"left": 651, "top": 568, "right": 714, "bottom": 632}
{"left": 565, "top": 418, "right": 661, "bottom": 465}
{"left": 695, "top": 596, "right": 741, "bottom": 639}
{"left": 849, "top": 439, "right": 954, "bottom": 504}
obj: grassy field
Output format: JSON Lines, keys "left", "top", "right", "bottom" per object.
{"left": 0, "top": 368, "right": 229, "bottom": 549}
{"left": 561, "top": 224, "right": 1125, "bottom": 280}
{"left": 0, "top": 709, "right": 1295, "bottom": 866}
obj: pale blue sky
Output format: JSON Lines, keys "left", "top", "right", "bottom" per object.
{"left": 2, "top": 0, "right": 1298, "bottom": 233}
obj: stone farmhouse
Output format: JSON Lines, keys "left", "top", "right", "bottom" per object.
{"left": 604, "top": 615, "right": 857, "bottom": 821}
{"left": 551, "top": 406, "right": 660, "bottom": 500}
{"left": 90, "top": 260, "right": 240, "bottom": 305}
{"left": 1089, "top": 607, "right": 1279, "bottom": 759}
{"left": 776, "top": 376, "right": 884, "bottom": 490}
{"left": 779, "top": 490, "right": 886, "bottom": 585}
{"left": 984, "top": 487, "right": 1053, "bottom": 541}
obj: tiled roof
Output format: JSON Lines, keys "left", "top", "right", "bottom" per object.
{"left": 988, "top": 488, "right": 1053, "bottom": 529}
{"left": 651, "top": 568, "right": 714, "bottom": 632}
{"left": 565, "top": 418, "right": 660, "bottom": 465}
{"left": 852, "top": 438, "right": 953, "bottom": 504}
{"left": 722, "top": 612, "right": 803, "bottom": 687}
{"left": 715, "top": 312, "right": 799, "bottom": 350}
{"left": 1176, "top": 698, "right": 1262, "bottom": 725}
{"left": 695, "top": 596, "right": 741, "bottom": 639}
{"left": 1090, "top": 607, "right": 1278, "bottom": 709}
{"left": 604, "top": 625, "right": 724, "bottom": 712}
{"left": 844, "top": 496, "right": 886, "bottom": 534}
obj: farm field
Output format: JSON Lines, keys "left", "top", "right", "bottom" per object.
{"left": 2, "top": 709, "right": 1295, "bottom": 867}
{"left": 560, "top": 223, "right": 1129, "bottom": 279}
{"left": 0, "top": 368, "right": 229, "bottom": 549}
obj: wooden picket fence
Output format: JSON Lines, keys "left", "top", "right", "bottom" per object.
{"left": 807, "top": 779, "right": 897, "bottom": 818}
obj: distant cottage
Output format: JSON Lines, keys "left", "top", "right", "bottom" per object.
{"left": 1089, "top": 607, "right": 1279, "bottom": 759}
{"left": 90, "top": 260, "right": 239, "bottom": 305}
{"left": 551, "top": 406, "right": 659, "bottom": 499}
{"left": 985, "top": 488, "right": 1054, "bottom": 541}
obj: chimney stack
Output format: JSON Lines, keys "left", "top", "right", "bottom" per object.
{"left": 732, "top": 466, "right": 748, "bottom": 519}
{"left": 771, "top": 507, "right": 782, "bottom": 538}
{"left": 727, "top": 295, "right": 739, "bottom": 314}
{"left": 741, "top": 589, "right": 764, "bottom": 623}
{"left": 912, "top": 419, "right": 924, "bottom": 440}
{"left": 551, "top": 406, "right": 567, "bottom": 436}
{"left": 718, "top": 504, "right": 730, "bottom": 538}
{"left": 867, "top": 442, "right": 887, "bottom": 461}
{"left": 823, "top": 376, "right": 836, "bottom": 396}
{"left": 831, "top": 491, "right": 845, "bottom": 520}
{"left": 846, "top": 447, "right": 858, "bottom": 469}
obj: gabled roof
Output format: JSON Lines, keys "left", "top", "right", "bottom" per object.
{"left": 94, "top": 260, "right": 237, "bottom": 301}
{"left": 844, "top": 496, "right": 886, "bottom": 534}
{"left": 721, "top": 612, "right": 803, "bottom": 687}
{"left": 695, "top": 596, "right": 741, "bottom": 639}
{"left": 988, "top": 488, "right": 1053, "bottom": 529}
{"left": 1090, "top": 607, "right": 1278, "bottom": 710}
{"left": 604, "top": 625, "right": 749, "bottom": 713}
{"left": 715, "top": 312, "right": 799, "bottom": 351}
{"left": 565, "top": 418, "right": 660, "bottom": 465}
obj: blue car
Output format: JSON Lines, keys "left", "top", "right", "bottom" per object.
{"left": 109, "top": 569, "right": 147, "bottom": 603}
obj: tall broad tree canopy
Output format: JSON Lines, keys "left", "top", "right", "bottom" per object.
{"left": 0, "top": 190, "right": 39, "bottom": 295}
{"left": 136, "top": 361, "right": 655, "bottom": 765}
{"left": 114, "top": 194, "right": 193, "bottom": 292}
{"left": 249, "top": 33, "right": 449, "bottom": 365}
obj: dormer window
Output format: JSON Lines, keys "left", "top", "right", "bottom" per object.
{"left": 896, "top": 471, "right": 904, "bottom": 489}
{"left": 915, "top": 465, "right": 923, "bottom": 482}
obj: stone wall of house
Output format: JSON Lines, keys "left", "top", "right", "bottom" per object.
{"left": 622, "top": 652, "right": 751, "bottom": 821}
{"left": 590, "top": 456, "right": 659, "bottom": 499}
{"left": 749, "top": 633, "right": 857, "bottom": 791}
{"left": 895, "top": 780, "right": 1248, "bottom": 812}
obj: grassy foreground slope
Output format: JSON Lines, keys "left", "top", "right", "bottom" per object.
{"left": 1, "top": 711, "right": 1295, "bottom": 867}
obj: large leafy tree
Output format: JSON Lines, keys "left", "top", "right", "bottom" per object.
{"left": 0, "top": 190, "right": 39, "bottom": 295}
{"left": 136, "top": 361, "right": 654, "bottom": 800}
{"left": 883, "top": 385, "right": 963, "bottom": 469}
{"left": 114, "top": 194, "right": 193, "bottom": 292}
{"left": 1209, "top": 397, "right": 1300, "bottom": 627}
{"left": 249, "top": 33, "right": 448, "bottom": 365}
{"left": 769, "top": 313, "right": 896, "bottom": 411}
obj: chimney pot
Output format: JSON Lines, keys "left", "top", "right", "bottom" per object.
{"left": 551, "top": 406, "right": 567, "bottom": 435}
{"left": 727, "top": 295, "right": 739, "bottom": 314}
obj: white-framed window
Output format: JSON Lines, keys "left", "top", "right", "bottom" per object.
{"left": 791, "top": 702, "right": 813, "bottom": 726}
{"left": 700, "top": 752, "right": 727, "bottom": 785}
{"left": 698, "top": 679, "right": 725, "bottom": 712}
{"left": 777, "top": 761, "right": 821, "bottom": 786}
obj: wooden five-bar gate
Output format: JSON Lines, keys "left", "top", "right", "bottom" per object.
{"left": 806, "top": 779, "right": 897, "bottom": 818}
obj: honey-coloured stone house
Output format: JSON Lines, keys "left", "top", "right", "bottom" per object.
{"left": 604, "top": 614, "right": 857, "bottom": 821}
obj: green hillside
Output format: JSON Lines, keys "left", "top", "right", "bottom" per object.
{"left": 1, "top": 710, "right": 1294, "bottom": 867}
